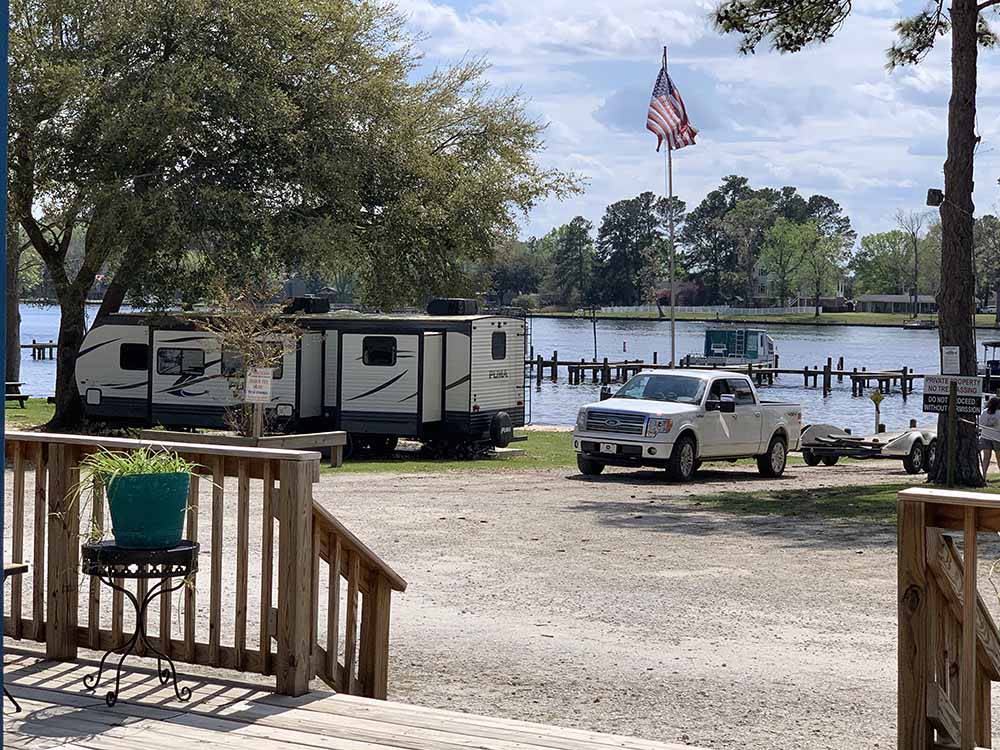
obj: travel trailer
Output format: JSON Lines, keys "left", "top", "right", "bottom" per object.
{"left": 75, "top": 301, "right": 527, "bottom": 451}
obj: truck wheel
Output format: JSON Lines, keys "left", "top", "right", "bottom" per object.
{"left": 577, "top": 455, "right": 605, "bottom": 476}
{"left": 926, "top": 439, "right": 938, "bottom": 475}
{"left": 821, "top": 455, "right": 839, "bottom": 467}
{"left": 757, "top": 435, "right": 788, "bottom": 478}
{"left": 903, "top": 441, "right": 925, "bottom": 475}
{"left": 801, "top": 448, "right": 821, "bottom": 466}
{"left": 667, "top": 435, "right": 698, "bottom": 482}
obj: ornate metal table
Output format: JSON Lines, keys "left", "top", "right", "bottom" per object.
{"left": 81, "top": 540, "right": 199, "bottom": 707}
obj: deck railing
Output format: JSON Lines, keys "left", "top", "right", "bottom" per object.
{"left": 897, "top": 487, "right": 1000, "bottom": 749}
{"left": 2, "top": 431, "right": 406, "bottom": 698}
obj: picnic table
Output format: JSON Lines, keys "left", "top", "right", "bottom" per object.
{"left": 5, "top": 382, "right": 28, "bottom": 408}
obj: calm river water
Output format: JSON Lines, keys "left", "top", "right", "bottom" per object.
{"left": 13, "top": 304, "right": 991, "bottom": 434}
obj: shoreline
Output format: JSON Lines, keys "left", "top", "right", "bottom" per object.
{"left": 529, "top": 311, "right": 1000, "bottom": 330}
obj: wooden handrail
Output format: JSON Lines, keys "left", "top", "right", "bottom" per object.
{"left": 3, "top": 431, "right": 405, "bottom": 700}
{"left": 898, "top": 489, "right": 998, "bottom": 749}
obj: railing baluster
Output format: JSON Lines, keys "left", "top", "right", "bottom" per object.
{"left": 235, "top": 459, "right": 251, "bottom": 671}
{"left": 11, "top": 442, "right": 26, "bottom": 639}
{"left": 259, "top": 461, "right": 274, "bottom": 675}
{"left": 344, "top": 551, "right": 360, "bottom": 695}
{"left": 184, "top": 473, "right": 200, "bottom": 662}
{"left": 209, "top": 456, "right": 225, "bottom": 666}
{"left": 88, "top": 475, "right": 105, "bottom": 649}
{"left": 327, "top": 533, "right": 341, "bottom": 690}
{"left": 961, "top": 507, "right": 977, "bottom": 750}
{"left": 311, "top": 521, "right": 320, "bottom": 672}
{"left": 32, "top": 443, "right": 46, "bottom": 641}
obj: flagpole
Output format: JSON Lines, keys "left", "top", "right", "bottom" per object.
{"left": 663, "top": 46, "right": 676, "bottom": 367}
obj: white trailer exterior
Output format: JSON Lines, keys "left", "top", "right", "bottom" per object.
{"left": 75, "top": 309, "right": 526, "bottom": 447}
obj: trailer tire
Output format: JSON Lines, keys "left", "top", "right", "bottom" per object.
{"left": 757, "top": 434, "right": 788, "bottom": 478}
{"left": 926, "top": 439, "right": 938, "bottom": 475}
{"left": 801, "top": 448, "right": 821, "bottom": 466}
{"left": 667, "top": 434, "right": 698, "bottom": 482}
{"left": 577, "top": 455, "right": 605, "bottom": 476}
{"left": 821, "top": 455, "right": 839, "bottom": 467}
{"left": 490, "top": 412, "right": 514, "bottom": 448}
{"left": 903, "top": 441, "right": 925, "bottom": 475}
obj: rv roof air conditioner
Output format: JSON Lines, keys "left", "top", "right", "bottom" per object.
{"left": 427, "top": 298, "right": 479, "bottom": 316}
{"left": 284, "top": 296, "right": 331, "bottom": 315}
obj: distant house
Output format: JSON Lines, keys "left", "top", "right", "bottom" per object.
{"left": 856, "top": 294, "right": 937, "bottom": 314}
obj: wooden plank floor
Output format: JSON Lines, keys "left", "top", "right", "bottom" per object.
{"left": 3, "top": 649, "right": 704, "bottom": 750}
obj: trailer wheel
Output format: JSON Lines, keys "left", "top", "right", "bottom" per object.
{"left": 667, "top": 434, "right": 698, "bottom": 482}
{"left": 801, "top": 448, "right": 821, "bottom": 466}
{"left": 576, "top": 455, "right": 605, "bottom": 476}
{"left": 821, "top": 455, "right": 840, "bottom": 467}
{"left": 757, "top": 435, "right": 788, "bottom": 478}
{"left": 903, "top": 441, "right": 925, "bottom": 475}
{"left": 926, "top": 439, "right": 938, "bottom": 475}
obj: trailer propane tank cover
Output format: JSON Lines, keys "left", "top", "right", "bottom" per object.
{"left": 491, "top": 412, "right": 514, "bottom": 448}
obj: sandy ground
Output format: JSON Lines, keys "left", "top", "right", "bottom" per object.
{"left": 314, "top": 461, "right": 1000, "bottom": 749}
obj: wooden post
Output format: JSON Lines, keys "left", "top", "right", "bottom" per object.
{"left": 823, "top": 358, "right": 832, "bottom": 397}
{"left": 961, "top": 507, "right": 978, "bottom": 750}
{"left": 652, "top": 351, "right": 658, "bottom": 365}
{"left": 837, "top": 356, "right": 844, "bottom": 382}
{"left": 901, "top": 366, "right": 909, "bottom": 398}
{"left": 803, "top": 366, "right": 808, "bottom": 387}
{"left": 852, "top": 367, "right": 858, "bottom": 396}
{"left": 275, "top": 458, "right": 316, "bottom": 696}
{"left": 535, "top": 355, "right": 543, "bottom": 386}
{"left": 359, "top": 574, "right": 393, "bottom": 700}
{"left": 46, "top": 443, "right": 79, "bottom": 660}
{"left": 602, "top": 357, "right": 609, "bottom": 385}
{"left": 551, "top": 350, "right": 558, "bottom": 382}
{"left": 897, "top": 499, "right": 929, "bottom": 749}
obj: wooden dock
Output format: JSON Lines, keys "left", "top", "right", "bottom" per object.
{"left": 21, "top": 339, "right": 57, "bottom": 359}
{"left": 526, "top": 349, "right": 924, "bottom": 397}
{"left": 4, "top": 649, "right": 703, "bottom": 750}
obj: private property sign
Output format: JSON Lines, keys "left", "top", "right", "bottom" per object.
{"left": 922, "top": 375, "right": 982, "bottom": 415}
{"left": 244, "top": 368, "right": 274, "bottom": 404}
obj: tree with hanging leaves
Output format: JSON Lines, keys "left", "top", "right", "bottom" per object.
{"left": 715, "top": 0, "right": 992, "bottom": 485}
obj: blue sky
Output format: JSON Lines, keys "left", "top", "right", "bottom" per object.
{"left": 396, "top": 0, "right": 1000, "bottom": 243}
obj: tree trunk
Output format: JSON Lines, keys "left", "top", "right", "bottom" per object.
{"left": 814, "top": 279, "right": 821, "bottom": 318}
{"left": 6, "top": 218, "right": 22, "bottom": 383}
{"left": 931, "top": 0, "right": 982, "bottom": 486}
{"left": 50, "top": 288, "right": 88, "bottom": 429}
{"left": 912, "top": 238, "right": 919, "bottom": 319}
{"left": 94, "top": 279, "right": 129, "bottom": 322}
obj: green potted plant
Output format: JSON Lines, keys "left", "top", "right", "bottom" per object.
{"left": 79, "top": 448, "right": 199, "bottom": 549}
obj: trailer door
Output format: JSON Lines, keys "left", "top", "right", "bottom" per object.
{"left": 339, "top": 333, "right": 420, "bottom": 436}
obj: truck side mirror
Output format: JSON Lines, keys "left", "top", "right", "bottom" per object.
{"left": 719, "top": 394, "right": 736, "bottom": 414}
{"left": 599, "top": 386, "right": 612, "bottom": 401}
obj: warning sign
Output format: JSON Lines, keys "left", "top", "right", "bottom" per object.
{"left": 244, "top": 368, "right": 273, "bottom": 404}
{"left": 922, "top": 375, "right": 982, "bottom": 415}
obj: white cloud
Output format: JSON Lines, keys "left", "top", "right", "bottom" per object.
{"left": 397, "top": 0, "right": 1000, "bottom": 240}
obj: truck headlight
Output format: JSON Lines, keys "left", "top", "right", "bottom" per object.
{"left": 645, "top": 417, "right": 673, "bottom": 437}
{"left": 576, "top": 409, "right": 588, "bottom": 431}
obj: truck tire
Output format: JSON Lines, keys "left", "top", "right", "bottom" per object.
{"left": 801, "top": 448, "right": 821, "bottom": 466}
{"left": 667, "top": 434, "right": 698, "bottom": 482}
{"left": 757, "top": 434, "right": 788, "bottom": 478}
{"left": 821, "top": 455, "right": 839, "bottom": 467}
{"left": 577, "top": 455, "right": 605, "bottom": 476}
{"left": 903, "top": 441, "right": 925, "bottom": 475}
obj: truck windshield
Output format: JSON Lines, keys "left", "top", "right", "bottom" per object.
{"left": 615, "top": 374, "right": 705, "bottom": 404}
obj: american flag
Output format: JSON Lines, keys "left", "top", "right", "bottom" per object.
{"left": 646, "top": 63, "right": 697, "bottom": 152}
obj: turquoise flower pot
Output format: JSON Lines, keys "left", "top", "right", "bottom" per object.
{"left": 106, "top": 472, "right": 190, "bottom": 549}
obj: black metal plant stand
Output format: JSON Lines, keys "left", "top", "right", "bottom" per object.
{"left": 81, "top": 540, "right": 199, "bottom": 707}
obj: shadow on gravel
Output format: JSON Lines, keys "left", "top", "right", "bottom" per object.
{"left": 563, "top": 481, "right": 915, "bottom": 550}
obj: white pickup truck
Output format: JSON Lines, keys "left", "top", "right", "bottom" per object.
{"left": 572, "top": 369, "right": 803, "bottom": 481}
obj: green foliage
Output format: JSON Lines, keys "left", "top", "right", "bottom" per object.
{"left": 760, "top": 217, "right": 808, "bottom": 304}
{"left": 551, "top": 216, "right": 596, "bottom": 308}
{"left": 721, "top": 195, "right": 776, "bottom": 305}
{"left": 680, "top": 175, "right": 751, "bottom": 304}
{"left": 975, "top": 214, "right": 1000, "bottom": 306}
{"left": 852, "top": 230, "right": 911, "bottom": 295}
{"left": 79, "top": 448, "right": 200, "bottom": 480}
{"left": 594, "top": 192, "right": 672, "bottom": 305}
{"left": 794, "top": 223, "right": 846, "bottom": 316}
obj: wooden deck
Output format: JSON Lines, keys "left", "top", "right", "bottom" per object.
{"left": 3, "top": 649, "right": 702, "bottom": 750}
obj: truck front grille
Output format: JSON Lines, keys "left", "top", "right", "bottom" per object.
{"left": 585, "top": 410, "right": 646, "bottom": 435}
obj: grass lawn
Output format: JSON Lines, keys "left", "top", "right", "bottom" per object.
{"left": 681, "top": 481, "right": 1000, "bottom": 524}
{"left": 327, "top": 429, "right": 578, "bottom": 474}
{"left": 4, "top": 398, "right": 54, "bottom": 429}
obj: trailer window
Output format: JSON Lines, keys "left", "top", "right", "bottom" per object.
{"left": 157, "top": 348, "right": 205, "bottom": 376}
{"left": 120, "top": 343, "right": 149, "bottom": 372}
{"left": 362, "top": 337, "right": 396, "bottom": 367}
{"left": 222, "top": 349, "right": 284, "bottom": 379}
{"left": 491, "top": 332, "right": 507, "bottom": 360}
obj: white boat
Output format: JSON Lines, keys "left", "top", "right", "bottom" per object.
{"left": 684, "top": 327, "right": 776, "bottom": 367}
